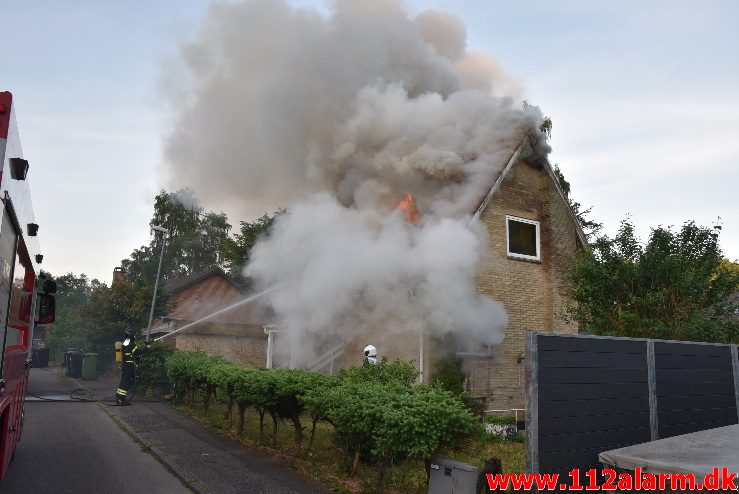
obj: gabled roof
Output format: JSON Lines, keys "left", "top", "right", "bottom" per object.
{"left": 161, "top": 270, "right": 270, "bottom": 326}
{"left": 164, "top": 270, "right": 240, "bottom": 295}
{"left": 472, "top": 133, "right": 588, "bottom": 248}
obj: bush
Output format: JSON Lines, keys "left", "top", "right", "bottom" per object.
{"left": 310, "top": 367, "right": 478, "bottom": 489}
{"left": 162, "top": 349, "right": 479, "bottom": 492}
{"left": 136, "top": 341, "right": 175, "bottom": 390}
{"left": 338, "top": 357, "right": 419, "bottom": 386}
{"left": 432, "top": 355, "right": 466, "bottom": 396}
{"left": 166, "top": 350, "right": 225, "bottom": 406}
{"left": 484, "top": 415, "right": 516, "bottom": 425}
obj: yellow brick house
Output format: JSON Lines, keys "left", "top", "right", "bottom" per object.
{"left": 463, "top": 134, "right": 586, "bottom": 408}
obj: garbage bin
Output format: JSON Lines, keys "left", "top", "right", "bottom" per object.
{"left": 63, "top": 347, "right": 81, "bottom": 371}
{"left": 82, "top": 353, "right": 98, "bottom": 380}
{"left": 32, "top": 348, "right": 50, "bottom": 368}
{"left": 67, "top": 350, "right": 83, "bottom": 379}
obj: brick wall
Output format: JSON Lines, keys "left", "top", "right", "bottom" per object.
{"left": 470, "top": 159, "right": 580, "bottom": 408}
{"left": 338, "top": 330, "right": 431, "bottom": 381}
{"left": 175, "top": 322, "right": 267, "bottom": 368}
{"left": 333, "top": 159, "right": 580, "bottom": 397}
{"left": 154, "top": 273, "right": 269, "bottom": 368}
{"left": 167, "top": 275, "right": 260, "bottom": 325}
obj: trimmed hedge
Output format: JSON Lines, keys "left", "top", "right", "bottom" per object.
{"left": 165, "top": 351, "right": 479, "bottom": 484}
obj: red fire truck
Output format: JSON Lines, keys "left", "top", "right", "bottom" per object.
{"left": 0, "top": 91, "right": 55, "bottom": 483}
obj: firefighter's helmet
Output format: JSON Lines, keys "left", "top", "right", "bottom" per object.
{"left": 363, "top": 344, "right": 377, "bottom": 365}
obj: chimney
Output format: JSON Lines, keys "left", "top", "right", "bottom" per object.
{"left": 112, "top": 267, "right": 126, "bottom": 285}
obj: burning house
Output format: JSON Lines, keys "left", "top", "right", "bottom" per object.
{"left": 465, "top": 136, "right": 585, "bottom": 407}
{"left": 161, "top": 0, "right": 586, "bottom": 408}
{"left": 251, "top": 132, "right": 585, "bottom": 409}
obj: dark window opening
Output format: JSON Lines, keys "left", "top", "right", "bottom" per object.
{"left": 507, "top": 216, "right": 539, "bottom": 260}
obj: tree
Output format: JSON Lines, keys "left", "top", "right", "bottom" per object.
{"left": 553, "top": 164, "right": 603, "bottom": 239}
{"left": 566, "top": 219, "right": 739, "bottom": 343}
{"left": 47, "top": 273, "right": 167, "bottom": 367}
{"left": 223, "top": 209, "right": 284, "bottom": 285}
{"left": 46, "top": 273, "right": 106, "bottom": 359}
{"left": 121, "top": 189, "right": 231, "bottom": 285}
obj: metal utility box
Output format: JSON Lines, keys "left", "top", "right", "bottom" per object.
{"left": 428, "top": 457, "right": 479, "bottom": 494}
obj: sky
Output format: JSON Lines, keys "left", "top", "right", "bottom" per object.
{"left": 3, "top": 0, "right": 738, "bottom": 284}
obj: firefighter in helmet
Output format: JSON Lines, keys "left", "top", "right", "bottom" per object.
{"left": 115, "top": 329, "right": 150, "bottom": 406}
{"left": 363, "top": 344, "right": 377, "bottom": 366}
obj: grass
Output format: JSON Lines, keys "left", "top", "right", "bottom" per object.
{"left": 174, "top": 395, "right": 524, "bottom": 494}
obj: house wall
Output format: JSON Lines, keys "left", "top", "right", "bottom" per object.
{"left": 159, "top": 275, "right": 268, "bottom": 368}
{"left": 175, "top": 322, "right": 267, "bottom": 368}
{"left": 329, "top": 159, "right": 580, "bottom": 400}
{"left": 167, "top": 276, "right": 256, "bottom": 324}
{"left": 339, "top": 330, "right": 432, "bottom": 380}
{"left": 469, "top": 159, "right": 580, "bottom": 409}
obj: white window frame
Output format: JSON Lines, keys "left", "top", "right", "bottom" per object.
{"left": 506, "top": 215, "right": 540, "bottom": 261}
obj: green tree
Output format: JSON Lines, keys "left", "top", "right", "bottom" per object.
{"left": 76, "top": 280, "right": 162, "bottom": 366}
{"left": 122, "top": 189, "right": 231, "bottom": 285}
{"left": 566, "top": 219, "right": 739, "bottom": 342}
{"left": 719, "top": 258, "right": 739, "bottom": 279}
{"left": 47, "top": 274, "right": 167, "bottom": 368}
{"left": 553, "top": 164, "right": 602, "bottom": 239}
{"left": 223, "top": 209, "right": 284, "bottom": 284}
{"left": 46, "top": 273, "right": 105, "bottom": 359}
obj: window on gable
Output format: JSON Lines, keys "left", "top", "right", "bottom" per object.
{"left": 506, "top": 215, "right": 540, "bottom": 261}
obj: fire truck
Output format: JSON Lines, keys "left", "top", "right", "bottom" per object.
{"left": 0, "top": 91, "right": 55, "bottom": 483}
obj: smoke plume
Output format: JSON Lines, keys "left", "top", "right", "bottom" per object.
{"left": 164, "top": 0, "right": 549, "bottom": 364}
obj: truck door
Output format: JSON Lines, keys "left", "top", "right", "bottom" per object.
{"left": 0, "top": 206, "right": 18, "bottom": 378}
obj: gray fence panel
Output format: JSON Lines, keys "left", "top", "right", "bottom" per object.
{"left": 527, "top": 332, "right": 739, "bottom": 478}
{"left": 654, "top": 341, "right": 737, "bottom": 438}
{"left": 531, "top": 333, "right": 651, "bottom": 476}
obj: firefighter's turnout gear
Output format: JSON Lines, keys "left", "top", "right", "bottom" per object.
{"left": 115, "top": 331, "right": 150, "bottom": 406}
{"left": 363, "top": 344, "right": 377, "bottom": 366}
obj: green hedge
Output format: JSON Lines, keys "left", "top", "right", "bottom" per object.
{"left": 484, "top": 414, "right": 517, "bottom": 425}
{"left": 165, "top": 351, "right": 479, "bottom": 485}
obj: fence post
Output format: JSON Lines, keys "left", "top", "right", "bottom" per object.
{"left": 525, "top": 331, "right": 538, "bottom": 474}
{"left": 732, "top": 345, "right": 739, "bottom": 424}
{"left": 647, "top": 339, "right": 659, "bottom": 441}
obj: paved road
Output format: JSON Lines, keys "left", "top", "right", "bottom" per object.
{"left": 2, "top": 367, "right": 190, "bottom": 493}
{"left": 81, "top": 367, "right": 331, "bottom": 494}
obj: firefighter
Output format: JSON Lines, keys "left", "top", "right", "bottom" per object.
{"left": 363, "top": 344, "right": 377, "bottom": 366}
{"left": 115, "top": 329, "right": 150, "bottom": 406}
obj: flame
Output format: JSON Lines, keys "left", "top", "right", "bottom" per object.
{"left": 396, "top": 193, "right": 421, "bottom": 224}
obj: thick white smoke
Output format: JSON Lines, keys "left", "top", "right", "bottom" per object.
{"left": 246, "top": 194, "right": 508, "bottom": 361}
{"left": 164, "top": 0, "right": 549, "bottom": 363}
